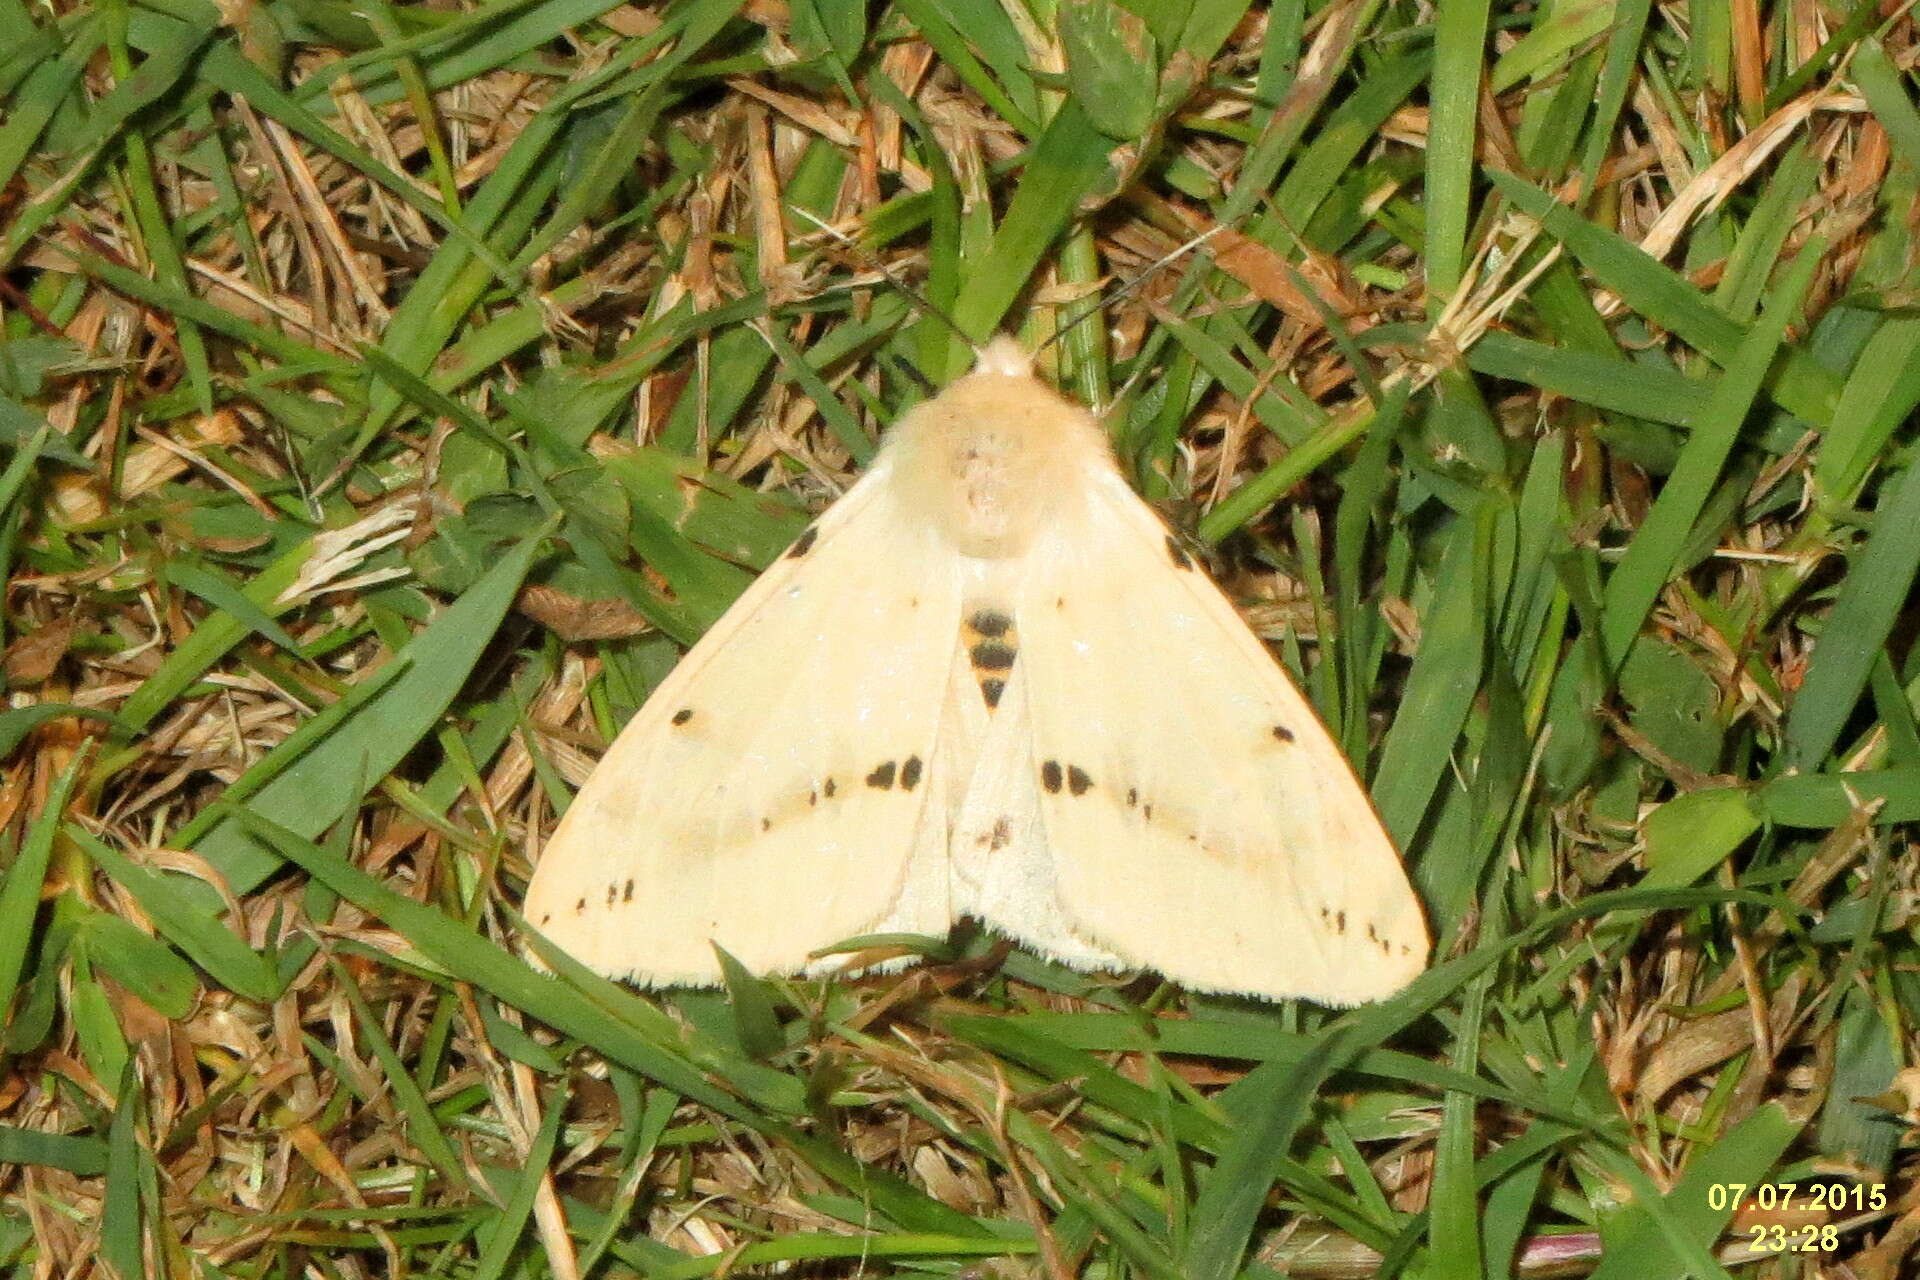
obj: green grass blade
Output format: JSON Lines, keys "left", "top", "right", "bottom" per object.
{"left": 0, "top": 753, "right": 85, "bottom": 1024}
{"left": 190, "top": 528, "right": 547, "bottom": 890}
{"left": 1183, "top": 1038, "right": 1340, "bottom": 1280}
{"left": 1598, "top": 241, "right": 1822, "bottom": 670}
{"left": 1785, "top": 458, "right": 1920, "bottom": 767}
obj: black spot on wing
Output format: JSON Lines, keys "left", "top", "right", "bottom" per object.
{"left": 672, "top": 708, "right": 694, "bottom": 726}
{"left": 605, "top": 883, "right": 617, "bottom": 904}
{"left": 574, "top": 897, "right": 586, "bottom": 913}
{"left": 866, "top": 760, "right": 897, "bottom": 789}
{"left": 824, "top": 777, "right": 837, "bottom": 797}
{"left": 1271, "top": 723, "right": 1294, "bottom": 742}
{"left": 1037, "top": 760, "right": 1102, "bottom": 798}
{"left": 990, "top": 816, "right": 1013, "bottom": 849}
{"left": 1125, "top": 787, "right": 1138, "bottom": 807}
{"left": 1165, "top": 534, "right": 1195, "bottom": 571}
{"left": 787, "top": 526, "right": 819, "bottom": 558}
{"left": 900, "top": 756, "right": 924, "bottom": 790}
{"left": 623, "top": 879, "right": 635, "bottom": 901}
{"left": 539, "top": 912, "right": 551, "bottom": 925}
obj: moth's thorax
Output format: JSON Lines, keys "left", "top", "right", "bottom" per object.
{"left": 886, "top": 363, "right": 1111, "bottom": 560}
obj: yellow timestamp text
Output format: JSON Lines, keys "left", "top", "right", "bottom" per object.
{"left": 1744, "top": 1223, "right": 1840, "bottom": 1253}
{"left": 1706, "top": 1181, "right": 1887, "bottom": 1214}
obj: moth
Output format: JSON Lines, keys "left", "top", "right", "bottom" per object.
{"left": 523, "top": 337, "right": 1427, "bottom": 1003}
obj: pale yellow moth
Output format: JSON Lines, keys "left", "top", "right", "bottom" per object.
{"left": 523, "top": 336, "right": 1428, "bottom": 1003}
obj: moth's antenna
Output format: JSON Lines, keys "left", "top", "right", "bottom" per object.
{"left": 887, "top": 357, "right": 938, "bottom": 396}
{"left": 790, "top": 207, "right": 977, "bottom": 355}
{"left": 1033, "top": 224, "right": 1229, "bottom": 358}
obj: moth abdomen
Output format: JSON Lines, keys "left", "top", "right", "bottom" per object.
{"left": 963, "top": 604, "right": 1021, "bottom": 711}
{"left": 967, "top": 608, "right": 1013, "bottom": 636}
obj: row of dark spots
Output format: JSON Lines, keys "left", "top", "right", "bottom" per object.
{"left": 1048, "top": 771, "right": 1195, "bottom": 851}
{"left": 549, "top": 873, "right": 640, "bottom": 921}
{"left": 1038, "top": 759, "right": 1093, "bottom": 796}
{"left": 672, "top": 713, "right": 1286, "bottom": 817}
{"left": 1038, "top": 767, "right": 1250, "bottom": 852}
{"left": 1121, "top": 784, "right": 1205, "bottom": 848}
{"left": 1320, "top": 906, "right": 1415, "bottom": 957}
{"left": 1365, "top": 921, "right": 1414, "bottom": 956}
{"left": 865, "top": 755, "right": 924, "bottom": 791}
{"left": 550, "top": 754, "right": 939, "bottom": 919}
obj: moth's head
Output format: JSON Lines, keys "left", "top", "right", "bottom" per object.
{"left": 885, "top": 333, "right": 1111, "bottom": 559}
{"left": 926, "top": 335, "right": 1085, "bottom": 435}
{"left": 970, "top": 335, "right": 1033, "bottom": 379}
